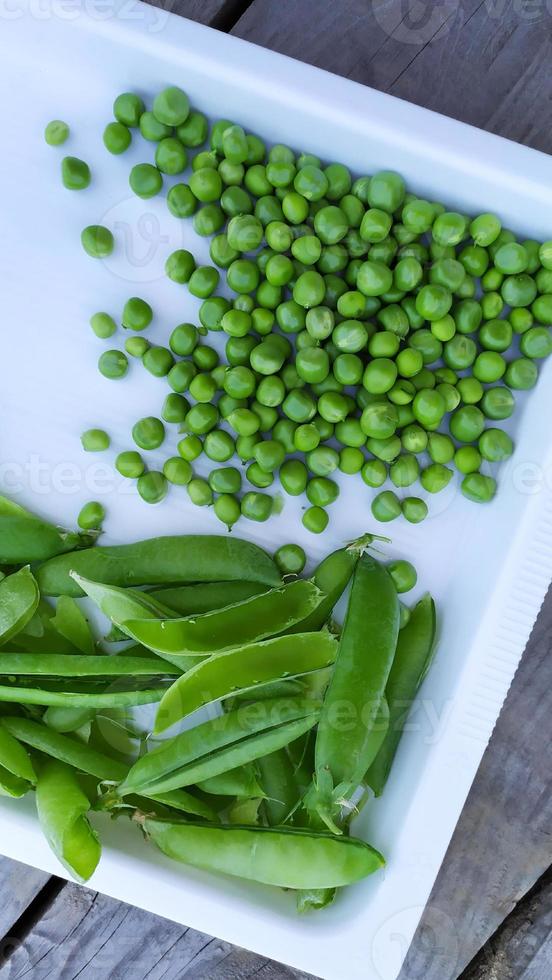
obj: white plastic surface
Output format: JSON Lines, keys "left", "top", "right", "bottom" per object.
{"left": 1, "top": 3, "right": 552, "bottom": 979}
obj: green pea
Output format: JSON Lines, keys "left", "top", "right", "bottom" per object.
{"left": 175, "top": 110, "right": 207, "bottom": 147}
{"left": 449, "top": 406, "right": 485, "bottom": 443}
{"left": 125, "top": 337, "right": 149, "bottom": 358}
{"left": 213, "top": 494, "right": 241, "bottom": 530}
{"left": 371, "top": 490, "right": 401, "bottom": 523}
{"left": 184, "top": 404, "right": 219, "bottom": 435}
{"left": 246, "top": 462, "right": 274, "bottom": 489}
{"left": 479, "top": 428, "right": 514, "bottom": 462}
{"left": 193, "top": 204, "right": 225, "bottom": 237}
{"left": 435, "top": 382, "right": 460, "bottom": 412}
{"left": 520, "top": 326, "right": 552, "bottom": 359}
{"left": 368, "top": 170, "right": 405, "bottom": 213}
{"left": 401, "top": 496, "right": 428, "bottom": 524}
{"left": 143, "top": 346, "right": 174, "bottom": 378}
{"left": 357, "top": 260, "right": 393, "bottom": 297}
{"left": 163, "top": 457, "right": 193, "bottom": 486}
{"left": 360, "top": 401, "right": 398, "bottom": 440}
{"left": 307, "top": 446, "right": 340, "bottom": 477}
{"left": 291, "top": 271, "right": 325, "bottom": 310}
{"left": 415, "top": 284, "right": 452, "bottom": 321}
{"left": 412, "top": 389, "right": 446, "bottom": 428}
{"left": 132, "top": 417, "right": 165, "bottom": 451}
{"left": 481, "top": 386, "right": 515, "bottom": 420}
{"left": 44, "top": 119, "right": 69, "bottom": 146}
{"left": 362, "top": 358, "right": 398, "bottom": 395}
{"left": 139, "top": 111, "right": 171, "bottom": 142}
{"left": 201, "top": 430, "right": 233, "bottom": 463}
{"left": 90, "top": 312, "right": 116, "bottom": 339}
{"left": 387, "top": 559, "right": 417, "bottom": 594}
{"left": 401, "top": 424, "right": 428, "bottom": 454}
{"left": 510, "top": 308, "right": 534, "bottom": 334}
{"left": 178, "top": 435, "right": 203, "bottom": 461}
{"left": 443, "top": 335, "right": 477, "bottom": 370}
{"left": 461, "top": 472, "right": 497, "bottom": 503}
{"left": 77, "top": 501, "right": 105, "bottom": 531}
{"left": 456, "top": 377, "right": 483, "bottom": 405}
{"left": 281, "top": 389, "right": 315, "bottom": 424}
{"left": 101, "top": 121, "right": 131, "bottom": 155}
{"left": 501, "top": 273, "right": 537, "bottom": 307}
{"left": 366, "top": 435, "right": 401, "bottom": 462}
{"left": 273, "top": 544, "right": 306, "bottom": 576}
{"left": 188, "top": 266, "right": 219, "bottom": 299}
{"left": 427, "top": 433, "right": 455, "bottom": 464}
{"left": 81, "top": 225, "right": 114, "bottom": 258}
{"left": 454, "top": 299, "right": 483, "bottom": 335}
{"left": 301, "top": 504, "right": 328, "bottom": 535}
{"left": 169, "top": 324, "right": 197, "bottom": 358}
{"left": 473, "top": 351, "right": 506, "bottom": 383}
{"left": 115, "top": 450, "right": 144, "bottom": 478}
{"left": 494, "top": 242, "right": 528, "bottom": 274}
{"left": 453, "top": 446, "right": 481, "bottom": 474}
{"left": 505, "top": 357, "right": 539, "bottom": 390}
{"left": 432, "top": 211, "right": 467, "bottom": 246}
{"left": 470, "top": 213, "right": 501, "bottom": 246}
{"left": 226, "top": 408, "right": 259, "bottom": 437}
{"left": 122, "top": 297, "right": 152, "bottom": 332}
{"left": 160, "top": 393, "right": 187, "bottom": 425}
{"left": 187, "top": 477, "right": 213, "bottom": 507}
{"left": 61, "top": 156, "right": 90, "bottom": 190}
{"left": 420, "top": 463, "right": 453, "bottom": 494}
{"left": 360, "top": 459, "right": 386, "bottom": 488}
{"left": 168, "top": 361, "right": 196, "bottom": 394}
{"left": 153, "top": 86, "right": 190, "bottom": 126}
{"left": 208, "top": 467, "right": 242, "bottom": 495}
{"left": 317, "top": 391, "right": 350, "bottom": 424}
{"left": 390, "top": 454, "right": 420, "bottom": 488}
{"left": 254, "top": 440, "right": 286, "bottom": 473}
{"left": 129, "top": 163, "right": 163, "bottom": 199}
{"left": 306, "top": 477, "right": 339, "bottom": 508}
{"left": 332, "top": 353, "right": 362, "bottom": 386}
{"left": 241, "top": 491, "right": 273, "bottom": 523}
{"left": 137, "top": 471, "right": 168, "bottom": 505}
{"left": 430, "top": 257, "right": 465, "bottom": 291}
{"left": 98, "top": 349, "right": 128, "bottom": 379}
{"left": 167, "top": 183, "right": 197, "bottom": 218}
{"left": 187, "top": 372, "right": 216, "bottom": 404}
{"left": 165, "top": 250, "right": 195, "bottom": 284}
{"left": 192, "top": 345, "right": 219, "bottom": 372}
{"left": 81, "top": 428, "right": 110, "bottom": 452}
{"left": 337, "top": 447, "right": 363, "bottom": 475}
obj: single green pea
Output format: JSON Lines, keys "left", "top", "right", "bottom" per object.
{"left": 307, "top": 446, "right": 340, "bottom": 477}
{"left": 501, "top": 273, "right": 537, "bottom": 308}
{"left": 270, "top": 421, "right": 296, "bottom": 455}
{"left": 293, "top": 424, "right": 319, "bottom": 453}
{"left": 187, "top": 477, "right": 213, "bottom": 507}
{"left": 317, "top": 391, "right": 350, "bottom": 424}
{"left": 254, "top": 439, "right": 286, "bottom": 473}
{"left": 226, "top": 259, "right": 260, "bottom": 295}
{"left": 98, "top": 349, "right": 128, "bottom": 379}
{"left": 388, "top": 379, "right": 416, "bottom": 406}
{"left": 295, "top": 347, "right": 330, "bottom": 385}
{"left": 481, "top": 291, "right": 504, "bottom": 320}
{"left": 390, "top": 454, "right": 420, "bottom": 488}
{"left": 161, "top": 393, "right": 188, "bottom": 425}
{"left": 201, "top": 430, "right": 233, "bottom": 463}
{"left": 241, "top": 491, "right": 273, "bottom": 523}
{"left": 227, "top": 408, "right": 260, "bottom": 437}
{"left": 458, "top": 244, "right": 489, "bottom": 277}
{"left": 90, "top": 312, "right": 116, "bottom": 339}
{"left": 208, "top": 466, "right": 242, "bottom": 495}
{"left": 279, "top": 459, "right": 308, "bottom": 496}
{"left": 246, "top": 462, "right": 274, "bottom": 489}
{"left": 332, "top": 319, "right": 368, "bottom": 354}
{"left": 168, "top": 361, "right": 197, "bottom": 394}
{"left": 139, "top": 111, "right": 171, "bottom": 142}
{"left": 366, "top": 435, "right": 401, "bottom": 462}
{"left": 129, "top": 163, "right": 163, "bottom": 199}
{"left": 456, "top": 377, "right": 483, "bottom": 405}
{"left": 494, "top": 241, "right": 528, "bottom": 275}
{"left": 360, "top": 401, "right": 398, "bottom": 440}
{"left": 178, "top": 434, "right": 203, "bottom": 462}
{"left": 412, "top": 389, "right": 446, "bottom": 428}
{"left": 184, "top": 404, "right": 219, "bottom": 436}
{"left": 387, "top": 559, "right": 417, "bottom": 593}
{"left": 213, "top": 494, "right": 240, "bottom": 530}
{"left": 360, "top": 459, "right": 386, "bottom": 488}
{"left": 274, "top": 544, "right": 306, "bottom": 575}
{"left": 415, "top": 284, "right": 452, "bottom": 321}
{"left": 115, "top": 450, "right": 144, "bottom": 478}
{"left": 122, "top": 297, "right": 152, "bottom": 332}
{"left": 443, "top": 334, "right": 477, "bottom": 370}
{"left": 292, "top": 271, "right": 326, "bottom": 309}
{"left": 449, "top": 405, "right": 485, "bottom": 443}
{"left": 454, "top": 446, "right": 482, "bottom": 474}
{"left": 306, "top": 476, "right": 339, "bottom": 507}
{"left": 44, "top": 119, "right": 69, "bottom": 146}
{"left": 401, "top": 424, "right": 428, "bottom": 454}
{"left": 137, "top": 471, "right": 168, "bottom": 505}
{"left": 188, "top": 266, "right": 219, "bottom": 299}
{"left": 125, "top": 336, "right": 149, "bottom": 358}
{"left": 435, "top": 382, "right": 460, "bottom": 413}
{"left": 187, "top": 372, "right": 216, "bottom": 404}
{"left": 368, "top": 170, "right": 405, "bottom": 213}
{"left": 428, "top": 433, "right": 455, "bottom": 464}
{"left": 479, "top": 428, "right": 514, "bottom": 462}
{"left": 81, "top": 225, "right": 114, "bottom": 258}
{"left": 81, "top": 428, "right": 110, "bottom": 452}
{"left": 169, "top": 324, "right": 197, "bottom": 358}
{"left": 162, "top": 457, "right": 193, "bottom": 486}
{"left": 453, "top": 299, "right": 483, "bottom": 335}
{"left": 220, "top": 185, "right": 253, "bottom": 217}
{"left": 461, "top": 472, "right": 497, "bottom": 503}
{"left": 192, "top": 345, "right": 219, "bottom": 372}
{"left": 294, "top": 165, "right": 329, "bottom": 201}
{"left": 420, "top": 463, "right": 453, "bottom": 494}
{"left": 333, "top": 353, "right": 363, "bottom": 386}
{"left": 338, "top": 447, "right": 364, "bottom": 474}
{"left": 473, "top": 351, "right": 506, "bottom": 384}
{"left": 132, "top": 416, "right": 165, "bottom": 451}
{"left": 402, "top": 496, "right": 428, "bottom": 524}
{"left": 143, "top": 346, "right": 174, "bottom": 378}
{"left": 176, "top": 110, "right": 208, "bottom": 147}
{"left": 432, "top": 211, "right": 467, "bottom": 246}
{"left": 430, "top": 257, "right": 466, "bottom": 291}
{"left": 61, "top": 156, "right": 91, "bottom": 190}
{"left": 520, "top": 326, "right": 552, "bottom": 359}
{"left": 371, "top": 490, "right": 401, "bottom": 523}
{"left": 103, "top": 121, "right": 131, "bottom": 154}
{"left": 362, "top": 358, "right": 398, "bottom": 395}
{"left": 431, "top": 315, "right": 456, "bottom": 343}
{"left": 481, "top": 386, "right": 515, "bottom": 420}
{"left": 282, "top": 389, "right": 317, "bottom": 424}
{"left": 369, "top": 331, "right": 400, "bottom": 359}
{"left": 153, "top": 86, "right": 189, "bottom": 126}
{"left": 189, "top": 167, "right": 223, "bottom": 203}
{"left": 478, "top": 318, "right": 512, "bottom": 352}
{"left": 356, "top": 260, "right": 393, "bottom": 297}
{"left": 302, "top": 505, "right": 329, "bottom": 534}
{"left": 167, "top": 183, "right": 197, "bottom": 218}
{"left": 470, "top": 213, "right": 501, "bottom": 246}
{"left": 435, "top": 367, "right": 458, "bottom": 385}
{"left": 510, "top": 307, "right": 534, "bottom": 334}
{"left": 193, "top": 204, "right": 225, "bottom": 237}
{"left": 335, "top": 418, "right": 365, "bottom": 448}
{"left": 531, "top": 293, "right": 552, "bottom": 326}
{"left": 77, "top": 501, "right": 105, "bottom": 531}
{"left": 165, "top": 249, "right": 195, "bottom": 284}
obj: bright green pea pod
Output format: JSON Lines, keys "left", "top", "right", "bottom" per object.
{"left": 0, "top": 723, "right": 37, "bottom": 797}
{"left": 0, "top": 567, "right": 40, "bottom": 645}
{"left": 0, "top": 682, "right": 170, "bottom": 709}
{"left": 366, "top": 594, "right": 436, "bottom": 797}
{"left": 313, "top": 553, "right": 400, "bottom": 828}
{"left": 119, "top": 697, "right": 321, "bottom": 798}
{"left": 258, "top": 749, "right": 301, "bottom": 826}
{"left": 70, "top": 574, "right": 176, "bottom": 629}
{"left": 123, "top": 580, "right": 324, "bottom": 663}
{"left": 44, "top": 705, "right": 98, "bottom": 733}
{"left": 149, "top": 581, "right": 270, "bottom": 616}
{"left": 142, "top": 818, "right": 385, "bottom": 890}
{"left": 37, "top": 535, "right": 282, "bottom": 597}
{"left": 0, "top": 495, "right": 94, "bottom": 564}
{"left": 50, "top": 597, "right": 96, "bottom": 655}
{"left": 36, "top": 759, "right": 101, "bottom": 882}
{"left": 197, "top": 764, "right": 266, "bottom": 798}
{"left": 154, "top": 631, "right": 337, "bottom": 733}
{"left": 291, "top": 533, "right": 375, "bottom": 634}
{"left": 0, "top": 653, "right": 179, "bottom": 678}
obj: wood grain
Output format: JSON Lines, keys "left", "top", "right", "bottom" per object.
{"left": 232, "top": 0, "right": 552, "bottom": 153}
{"left": 144, "top": 0, "right": 250, "bottom": 29}
{"left": 0, "top": 859, "right": 49, "bottom": 941}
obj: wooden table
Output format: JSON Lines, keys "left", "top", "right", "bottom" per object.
{"left": 2, "top": 3, "right": 552, "bottom": 978}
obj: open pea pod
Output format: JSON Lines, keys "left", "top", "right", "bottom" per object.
{"left": 50, "top": 597, "right": 96, "bottom": 655}
{"left": 122, "top": 580, "right": 325, "bottom": 663}
{"left": 0, "top": 723, "right": 37, "bottom": 798}
{"left": 154, "top": 631, "right": 338, "bottom": 733}
{"left": 149, "top": 581, "right": 270, "bottom": 617}
{"left": 0, "top": 653, "right": 180, "bottom": 678}
{"left": 37, "top": 535, "right": 282, "bottom": 597}
{"left": 0, "top": 495, "right": 94, "bottom": 564}
{"left": 142, "top": 818, "right": 385, "bottom": 890}
{"left": 366, "top": 594, "right": 437, "bottom": 797}
{"left": 0, "top": 567, "right": 40, "bottom": 645}
{"left": 119, "top": 697, "right": 321, "bottom": 798}
{"left": 1, "top": 717, "right": 216, "bottom": 822}
{"left": 290, "top": 534, "right": 374, "bottom": 634}
{"left": 70, "top": 574, "right": 176, "bottom": 630}
{"left": 36, "top": 759, "right": 101, "bottom": 882}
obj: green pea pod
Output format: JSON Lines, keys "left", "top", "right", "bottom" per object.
{"left": 366, "top": 594, "right": 436, "bottom": 797}
{"left": 10, "top": 599, "right": 78, "bottom": 655}
{"left": 227, "top": 797, "right": 262, "bottom": 825}
{"left": 149, "top": 581, "right": 270, "bottom": 616}
{"left": 197, "top": 765, "right": 266, "bottom": 798}
{"left": 37, "top": 535, "right": 282, "bottom": 597}
{"left": 0, "top": 653, "right": 180, "bottom": 677}
{"left": 123, "top": 580, "right": 324, "bottom": 662}
{"left": 36, "top": 758, "right": 101, "bottom": 882}
{"left": 44, "top": 705, "right": 98, "bottom": 733}
{"left": 154, "top": 631, "right": 337, "bottom": 733}
{"left": 1, "top": 717, "right": 215, "bottom": 822}
{"left": 119, "top": 697, "right": 321, "bottom": 798}
{"left": 142, "top": 818, "right": 385, "bottom": 890}
{"left": 312, "top": 553, "right": 400, "bottom": 827}
{"left": 0, "top": 681, "right": 170, "bottom": 708}
{"left": 258, "top": 749, "right": 301, "bottom": 826}
{"left": 50, "top": 597, "right": 96, "bottom": 655}
{"left": 0, "top": 495, "right": 94, "bottom": 563}
{"left": 291, "top": 534, "right": 374, "bottom": 634}
{"left": 0, "top": 567, "right": 40, "bottom": 645}
{"left": 0, "top": 723, "right": 37, "bottom": 797}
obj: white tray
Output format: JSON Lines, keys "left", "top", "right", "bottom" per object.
{"left": 2, "top": 3, "right": 552, "bottom": 979}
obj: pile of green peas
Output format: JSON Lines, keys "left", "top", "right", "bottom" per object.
{"left": 57, "top": 86, "right": 552, "bottom": 530}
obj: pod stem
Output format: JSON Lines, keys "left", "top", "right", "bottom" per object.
{"left": 345, "top": 532, "right": 390, "bottom": 556}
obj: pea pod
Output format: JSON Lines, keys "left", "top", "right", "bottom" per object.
{"left": 119, "top": 697, "right": 320, "bottom": 798}
{"left": 312, "top": 553, "right": 399, "bottom": 828}
{"left": 258, "top": 749, "right": 301, "bottom": 826}
{"left": 37, "top": 535, "right": 282, "bottom": 597}
{"left": 0, "top": 495, "right": 93, "bottom": 563}
{"left": 142, "top": 818, "right": 385, "bottom": 890}
{"left": 44, "top": 705, "right": 98, "bottom": 733}
{"left": 0, "top": 567, "right": 40, "bottom": 645}
{"left": 0, "top": 653, "right": 180, "bottom": 677}
{"left": 198, "top": 765, "right": 266, "bottom": 798}
{"left": 123, "top": 580, "right": 324, "bottom": 661}
{"left": 50, "top": 597, "right": 95, "bottom": 655}
{"left": 2, "top": 717, "right": 215, "bottom": 821}
{"left": 291, "top": 533, "right": 374, "bottom": 634}
{"left": 366, "top": 594, "right": 436, "bottom": 796}
{"left": 0, "top": 681, "right": 170, "bottom": 708}
{"left": 154, "top": 631, "right": 337, "bottom": 733}
{"left": 36, "top": 758, "right": 101, "bottom": 882}
{"left": 150, "top": 581, "right": 270, "bottom": 615}
{"left": 70, "top": 575, "right": 176, "bottom": 631}
{"left": 0, "top": 723, "right": 36, "bottom": 797}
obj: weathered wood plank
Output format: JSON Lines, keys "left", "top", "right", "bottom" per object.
{"left": 400, "top": 588, "right": 552, "bottom": 979}
{"left": 232, "top": 0, "right": 552, "bottom": 153}
{"left": 461, "top": 869, "right": 552, "bottom": 980}
{"left": 144, "top": 0, "right": 249, "bottom": 29}
{"left": 0, "top": 880, "right": 313, "bottom": 980}
{"left": 0, "top": 857, "right": 50, "bottom": 938}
